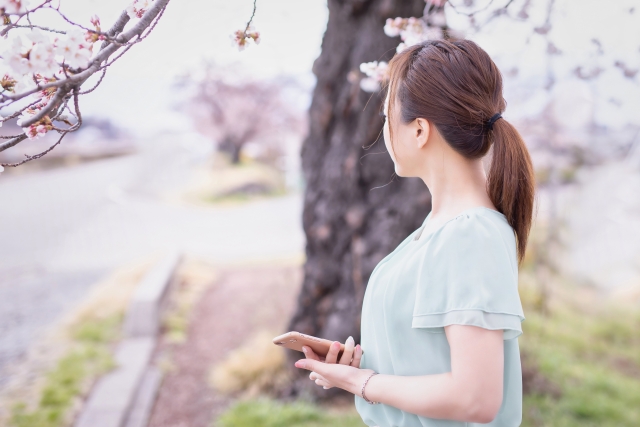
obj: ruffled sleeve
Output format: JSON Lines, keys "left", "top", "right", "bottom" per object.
{"left": 411, "top": 210, "right": 525, "bottom": 340}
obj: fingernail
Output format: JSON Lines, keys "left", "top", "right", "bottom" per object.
{"left": 302, "top": 346, "right": 307, "bottom": 353}
{"left": 346, "top": 336, "right": 354, "bottom": 346}
{"left": 295, "top": 361, "right": 305, "bottom": 368}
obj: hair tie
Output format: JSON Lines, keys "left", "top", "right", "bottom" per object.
{"left": 486, "top": 113, "right": 502, "bottom": 131}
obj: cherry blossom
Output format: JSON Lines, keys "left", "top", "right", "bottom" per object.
{"left": 13, "top": 74, "right": 37, "bottom": 94}
{"left": 0, "top": 0, "right": 30, "bottom": 15}
{"left": 359, "top": 61, "right": 389, "bottom": 92}
{"left": 29, "top": 40, "right": 57, "bottom": 75}
{"left": 5, "top": 36, "right": 30, "bottom": 75}
{"left": 0, "top": 74, "right": 17, "bottom": 92}
{"left": 126, "top": 0, "right": 151, "bottom": 19}
{"left": 362, "top": 7, "right": 447, "bottom": 89}
{"left": 0, "top": 0, "right": 172, "bottom": 169}
{"left": 231, "top": 24, "right": 260, "bottom": 51}
{"left": 55, "top": 28, "right": 94, "bottom": 69}
{"left": 19, "top": 107, "right": 51, "bottom": 139}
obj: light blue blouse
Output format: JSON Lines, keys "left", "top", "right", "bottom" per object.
{"left": 355, "top": 206, "right": 525, "bottom": 427}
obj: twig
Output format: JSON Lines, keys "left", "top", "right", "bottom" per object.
{"left": 4, "top": 24, "right": 65, "bottom": 34}
{"left": 78, "top": 67, "right": 107, "bottom": 95}
{"left": 244, "top": 0, "right": 257, "bottom": 33}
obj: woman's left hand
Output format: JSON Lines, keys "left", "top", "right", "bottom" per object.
{"left": 294, "top": 336, "right": 375, "bottom": 396}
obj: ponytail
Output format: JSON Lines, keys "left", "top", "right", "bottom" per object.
{"left": 487, "top": 119, "right": 535, "bottom": 264}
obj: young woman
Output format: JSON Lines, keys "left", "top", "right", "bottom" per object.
{"left": 294, "top": 38, "right": 535, "bottom": 426}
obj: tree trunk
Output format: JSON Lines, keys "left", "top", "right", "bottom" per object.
{"left": 284, "top": 0, "right": 431, "bottom": 401}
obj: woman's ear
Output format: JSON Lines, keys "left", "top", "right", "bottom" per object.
{"left": 415, "top": 118, "right": 430, "bottom": 149}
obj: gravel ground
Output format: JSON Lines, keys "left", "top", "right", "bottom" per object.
{"left": 147, "top": 262, "right": 303, "bottom": 427}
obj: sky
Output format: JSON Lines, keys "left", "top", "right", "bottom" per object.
{"left": 1, "top": 0, "right": 638, "bottom": 137}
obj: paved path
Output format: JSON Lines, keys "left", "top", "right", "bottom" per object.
{"left": 0, "top": 133, "right": 304, "bottom": 387}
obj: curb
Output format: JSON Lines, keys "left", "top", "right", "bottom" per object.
{"left": 74, "top": 252, "right": 181, "bottom": 427}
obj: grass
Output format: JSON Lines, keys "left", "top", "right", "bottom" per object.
{"left": 9, "top": 314, "right": 122, "bottom": 427}
{"left": 519, "top": 287, "right": 640, "bottom": 427}
{"left": 214, "top": 397, "right": 365, "bottom": 427}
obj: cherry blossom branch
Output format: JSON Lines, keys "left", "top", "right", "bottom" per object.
{"left": 0, "top": 0, "right": 54, "bottom": 37}
{"left": 0, "top": 0, "right": 266, "bottom": 170}
{"left": 14, "top": 0, "right": 171, "bottom": 128}
{"left": 1, "top": 88, "right": 81, "bottom": 166}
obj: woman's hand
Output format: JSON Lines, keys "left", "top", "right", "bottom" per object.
{"left": 294, "top": 336, "right": 374, "bottom": 396}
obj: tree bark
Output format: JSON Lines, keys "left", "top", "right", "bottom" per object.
{"left": 284, "top": 0, "right": 431, "bottom": 401}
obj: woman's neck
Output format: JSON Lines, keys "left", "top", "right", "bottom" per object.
{"left": 419, "top": 153, "right": 495, "bottom": 220}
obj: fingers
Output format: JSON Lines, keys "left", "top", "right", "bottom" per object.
{"left": 338, "top": 336, "right": 355, "bottom": 365}
{"left": 351, "top": 344, "right": 363, "bottom": 368}
{"left": 309, "top": 371, "right": 332, "bottom": 389}
{"left": 295, "top": 358, "right": 319, "bottom": 373}
{"left": 302, "top": 346, "right": 321, "bottom": 361}
{"left": 324, "top": 341, "right": 341, "bottom": 364}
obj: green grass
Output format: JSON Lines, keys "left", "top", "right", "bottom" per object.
{"left": 10, "top": 314, "right": 122, "bottom": 427}
{"left": 520, "top": 288, "right": 640, "bottom": 427}
{"left": 214, "top": 397, "right": 365, "bottom": 427}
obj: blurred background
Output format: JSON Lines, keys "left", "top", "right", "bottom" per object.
{"left": 0, "top": 0, "right": 639, "bottom": 426}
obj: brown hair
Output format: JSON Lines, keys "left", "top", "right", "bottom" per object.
{"left": 385, "top": 39, "right": 535, "bottom": 264}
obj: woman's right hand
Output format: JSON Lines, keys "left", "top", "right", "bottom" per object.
{"left": 301, "top": 335, "right": 362, "bottom": 368}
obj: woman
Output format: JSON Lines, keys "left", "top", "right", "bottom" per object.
{"left": 294, "top": 38, "right": 535, "bottom": 427}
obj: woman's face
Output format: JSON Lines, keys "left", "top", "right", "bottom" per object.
{"left": 383, "top": 93, "right": 430, "bottom": 178}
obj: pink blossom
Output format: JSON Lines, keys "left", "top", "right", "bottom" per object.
{"left": 230, "top": 25, "right": 261, "bottom": 51}
{"left": 126, "top": 0, "right": 151, "bottom": 19}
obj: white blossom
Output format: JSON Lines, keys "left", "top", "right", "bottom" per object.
{"left": 359, "top": 77, "right": 381, "bottom": 93}
{"left": 5, "top": 36, "right": 29, "bottom": 75}
{"left": 55, "top": 28, "right": 93, "bottom": 69}
{"left": 427, "top": 10, "right": 447, "bottom": 28}
{"left": 0, "top": 0, "right": 30, "bottom": 15}
{"left": 0, "top": 165, "right": 4, "bottom": 173}
{"left": 359, "top": 61, "right": 389, "bottom": 93}
{"left": 25, "top": 28, "right": 48, "bottom": 45}
{"left": 29, "top": 41, "right": 57, "bottom": 75}
{"left": 14, "top": 75, "right": 36, "bottom": 94}
{"left": 384, "top": 17, "right": 404, "bottom": 37}
{"left": 359, "top": 61, "right": 389, "bottom": 81}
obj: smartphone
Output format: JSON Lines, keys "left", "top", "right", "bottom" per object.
{"left": 272, "top": 331, "right": 363, "bottom": 359}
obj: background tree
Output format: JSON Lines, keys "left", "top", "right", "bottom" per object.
{"left": 182, "top": 62, "right": 305, "bottom": 164}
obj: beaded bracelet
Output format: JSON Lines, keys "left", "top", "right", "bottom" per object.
{"left": 361, "top": 372, "right": 380, "bottom": 404}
